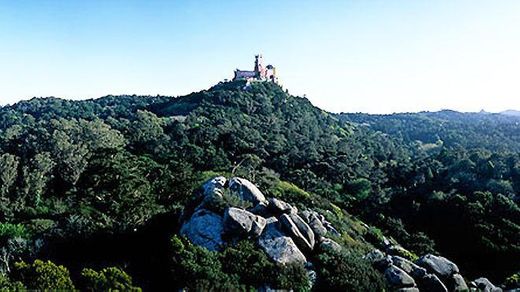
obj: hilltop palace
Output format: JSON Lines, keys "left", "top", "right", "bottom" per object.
{"left": 233, "top": 54, "right": 278, "bottom": 83}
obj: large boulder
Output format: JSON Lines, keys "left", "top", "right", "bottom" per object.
{"left": 471, "top": 278, "right": 502, "bottom": 292}
{"left": 416, "top": 254, "right": 459, "bottom": 279}
{"left": 391, "top": 256, "right": 427, "bottom": 279}
{"left": 397, "top": 288, "right": 419, "bottom": 292}
{"left": 302, "top": 211, "right": 327, "bottom": 238}
{"left": 279, "top": 214, "right": 315, "bottom": 251}
{"left": 450, "top": 273, "right": 468, "bottom": 292}
{"left": 267, "top": 197, "right": 296, "bottom": 215}
{"left": 384, "top": 265, "right": 416, "bottom": 288}
{"left": 202, "top": 176, "right": 226, "bottom": 196}
{"left": 180, "top": 209, "right": 224, "bottom": 251}
{"left": 223, "top": 207, "right": 266, "bottom": 237}
{"left": 229, "top": 177, "right": 267, "bottom": 206}
{"left": 258, "top": 217, "right": 307, "bottom": 265}
{"left": 249, "top": 201, "right": 270, "bottom": 217}
{"left": 365, "top": 249, "right": 392, "bottom": 271}
{"left": 194, "top": 176, "right": 226, "bottom": 211}
{"left": 318, "top": 237, "right": 341, "bottom": 252}
{"left": 416, "top": 274, "right": 448, "bottom": 292}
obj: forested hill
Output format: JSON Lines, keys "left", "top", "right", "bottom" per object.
{"left": 0, "top": 81, "right": 518, "bottom": 290}
{"left": 338, "top": 110, "right": 520, "bottom": 153}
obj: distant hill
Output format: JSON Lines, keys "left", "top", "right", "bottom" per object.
{"left": 338, "top": 109, "right": 520, "bottom": 153}
{"left": 501, "top": 109, "right": 520, "bottom": 117}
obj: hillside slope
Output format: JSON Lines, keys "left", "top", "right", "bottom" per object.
{"left": 0, "top": 81, "right": 517, "bottom": 290}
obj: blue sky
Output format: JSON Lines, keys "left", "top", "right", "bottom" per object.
{"left": 0, "top": 0, "right": 519, "bottom": 113}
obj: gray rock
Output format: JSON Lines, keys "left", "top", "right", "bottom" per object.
{"left": 303, "top": 210, "right": 340, "bottom": 237}
{"left": 249, "top": 201, "right": 270, "bottom": 217}
{"left": 319, "top": 237, "right": 342, "bottom": 252}
{"left": 417, "top": 254, "right": 459, "bottom": 279}
{"left": 397, "top": 288, "right": 420, "bottom": 292}
{"left": 268, "top": 197, "right": 295, "bottom": 214}
{"left": 306, "top": 212, "right": 328, "bottom": 238}
{"left": 386, "top": 245, "right": 412, "bottom": 258}
{"left": 202, "top": 176, "right": 226, "bottom": 196}
{"left": 365, "top": 249, "right": 392, "bottom": 271}
{"left": 323, "top": 221, "right": 340, "bottom": 236}
{"left": 417, "top": 274, "right": 448, "bottom": 292}
{"left": 223, "top": 207, "right": 266, "bottom": 237}
{"left": 391, "top": 256, "right": 427, "bottom": 279}
{"left": 193, "top": 176, "right": 227, "bottom": 212}
{"left": 279, "top": 213, "right": 315, "bottom": 251}
{"left": 258, "top": 217, "right": 307, "bottom": 265}
{"left": 365, "top": 249, "right": 385, "bottom": 262}
{"left": 450, "top": 273, "right": 468, "bottom": 291}
{"left": 180, "top": 209, "right": 224, "bottom": 251}
{"left": 229, "top": 177, "right": 267, "bottom": 206}
{"left": 384, "top": 265, "right": 416, "bottom": 288}
{"left": 471, "top": 278, "right": 502, "bottom": 292}
{"left": 382, "top": 236, "right": 392, "bottom": 247}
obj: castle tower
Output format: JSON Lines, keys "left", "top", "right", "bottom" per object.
{"left": 254, "top": 54, "right": 266, "bottom": 79}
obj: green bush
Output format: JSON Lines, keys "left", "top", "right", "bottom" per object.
{"left": 0, "top": 274, "right": 25, "bottom": 291}
{"left": 274, "top": 264, "right": 310, "bottom": 292}
{"left": 315, "top": 249, "right": 386, "bottom": 292}
{"left": 12, "top": 259, "right": 75, "bottom": 290}
{"left": 0, "top": 223, "right": 29, "bottom": 240}
{"left": 270, "top": 181, "right": 311, "bottom": 205}
{"left": 220, "top": 240, "right": 274, "bottom": 287}
{"left": 171, "top": 235, "right": 240, "bottom": 289}
{"left": 80, "top": 266, "right": 141, "bottom": 291}
{"left": 504, "top": 272, "right": 520, "bottom": 289}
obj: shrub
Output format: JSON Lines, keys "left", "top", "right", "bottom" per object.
{"left": 0, "top": 274, "right": 25, "bottom": 291}
{"left": 0, "top": 224, "right": 29, "bottom": 240}
{"left": 274, "top": 263, "right": 310, "bottom": 292}
{"left": 270, "top": 181, "right": 311, "bottom": 205}
{"left": 80, "top": 266, "right": 141, "bottom": 291}
{"left": 504, "top": 272, "right": 520, "bottom": 289}
{"left": 171, "top": 235, "right": 240, "bottom": 289}
{"left": 12, "top": 259, "right": 75, "bottom": 290}
{"left": 315, "top": 249, "right": 386, "bottom": 292}
{"left": 220, "top": 241, "right": 273, "bottom": 286}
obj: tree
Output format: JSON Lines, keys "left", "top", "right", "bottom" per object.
{"left": 0, "top": 153, "right": 19, "bottom": 198}
{"left": 20, "top": 152, "right": 55, "bottom": 208}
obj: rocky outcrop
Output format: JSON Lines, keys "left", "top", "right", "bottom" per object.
{"left": 367, "top": 240, "right": 501, "bottom": 292}
{"left": 397, "top": 288, "right": 420, "bottom": 292}
{"left": 417, "top": 273, "right": 448, "bottom": 292}
{"left": 391, "top": 256, "right": 427, "bottom": 279}
{"left": 202, "top": 176, "right": 226, "bottom": 196}
{"left": 416, "top": 254, "right": 459, "bottom": 279}
{"left": 318, "top": 237, "right": 341, "bottom": 252}
{"left": 470, "top": 277, "right": 503, "bottom": 292}
{"left": 180, "top": 209, "right": 224, "bottom": 251}
{"left": 279, "top": 214, "right": 315, "bottom": 252}
{"left": 268, "top": 197, "right": 296, "bottom": 215}
{"left": 450, "top": 273, "right": 468, "bottom": 291}
{"left": 223, "top": 207, "right": 266, "bottom": 237}
{"left": 301, "top": 210, "right": 327, "bottom": 238}
{"left": 181, "top": 177, "right": 335, "bottom": 266}
{"left": 229, "top": 177, "right": 267, "bottom": 206}
{"left": 365, "top": 249, "right": 392, "bottom": 271}
{"left": 385, "top": 265, "right": 416, "bottom": 288}
{"left": 258, "top": 217, "right": 307, "bottom": 265}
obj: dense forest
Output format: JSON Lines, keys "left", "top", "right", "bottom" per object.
{"left": 0, "top": 80, "right": 517, "bottom": 290}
